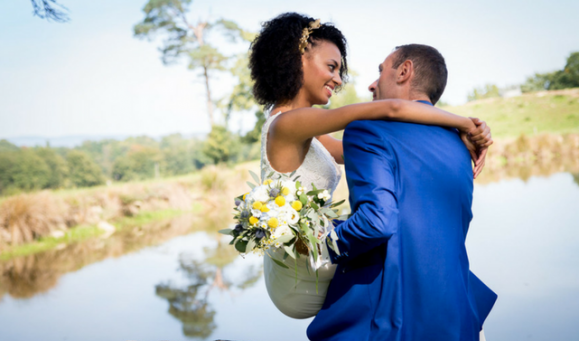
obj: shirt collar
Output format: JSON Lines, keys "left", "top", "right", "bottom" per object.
{"left": 415, "top": 100, "right": 433, "bottom": 106}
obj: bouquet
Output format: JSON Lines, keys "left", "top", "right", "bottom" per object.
{"left": 220, "top": 170, "right": 344, "bottom": 275}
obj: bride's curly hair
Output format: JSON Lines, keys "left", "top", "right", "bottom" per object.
{"left": 249, "top": 12, "right": 349, "bottom": 110}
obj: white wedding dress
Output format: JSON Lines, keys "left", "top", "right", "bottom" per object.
{"left": 261, "top": 111, "right": 342, "bottom": 319}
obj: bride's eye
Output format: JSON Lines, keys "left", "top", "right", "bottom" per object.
{"left": 329, "top": 65, "right": 335, "bottom": 71}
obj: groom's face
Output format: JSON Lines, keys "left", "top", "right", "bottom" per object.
{"left": 368, "top": 51, "right": 400, "bottom": 101}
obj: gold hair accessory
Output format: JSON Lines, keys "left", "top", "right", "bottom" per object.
{"left": 298, "top": 19, "right": 321, "bottom": 54}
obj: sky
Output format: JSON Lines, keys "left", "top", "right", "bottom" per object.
{"left": 1, "top": 0, "right": 578, "bottom": 140}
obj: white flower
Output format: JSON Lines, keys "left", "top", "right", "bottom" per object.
{"left": 287, "top": 207, "right": 300, "bottom": 224}
{"left": 318, "top": 190, "right": 331, "bottom": 201}
{"left": 296, "top": 186, "right": 307, "bottom": 196}
{"left": 272, "top": 224, "right": 292, "bottom": 239}
{"left": 252, "top": 186, "right": 270, "bottom": 203}
{"left": 251, "top": 209, "right": 262, "bottom": 218}
{"left": 275, "top": 241, "right": 282, "bottom": 248}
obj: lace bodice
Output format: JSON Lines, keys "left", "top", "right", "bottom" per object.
{"left": 260, "top": 112, "right": 341, "bottom": 196}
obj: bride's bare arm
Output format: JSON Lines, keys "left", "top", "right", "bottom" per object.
{"left": 316, "top": 134, "right": 344, "bottom": 164}
{"left": 271, "top": 100, "right": 479, "bottom": 143}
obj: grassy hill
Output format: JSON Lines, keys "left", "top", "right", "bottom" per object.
{"left": 445, "top": 88, "right": 579, "bottom": 139}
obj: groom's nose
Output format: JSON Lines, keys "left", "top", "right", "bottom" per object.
{"left": 368, "top": 80, "right": 377, "bottom": 93}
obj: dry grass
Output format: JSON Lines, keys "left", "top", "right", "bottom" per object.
{"left": 476, "top": 133, "right": 579, "bottom": 183}
{"left": 0, "top": 162, "right": 257, "bottom": 249}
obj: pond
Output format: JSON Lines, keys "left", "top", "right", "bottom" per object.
{"left": 0, "top": 172, "right": 578, "bottom": 341}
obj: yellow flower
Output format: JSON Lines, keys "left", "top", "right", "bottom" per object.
{"left": 260, "top": 205, "right": 270, "bottom": 213}
{"left": 268, "top": 217, "right": 279, "bottom": 228}
{"left": 275, "top": 196, "right": 286, "bottom": 207}
{"left": 263, "top": 179, "right": 273, "bottom": 185}
{"left": 249, "top": 216, "right": 259, "bottom": 225}
{"left": 281, "top": 187, "right": 290, "bottom": 196}
{"left": 292, "top": 201, "right": 303, "bottom": 211}
{"left": 252, "top": 201, "right": 263, "bottom": 210}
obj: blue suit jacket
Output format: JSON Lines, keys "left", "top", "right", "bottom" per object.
{"left": 307, "top": 119, "right": 497, "bottom": 341}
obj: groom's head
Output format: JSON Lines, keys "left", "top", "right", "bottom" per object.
{"left": 369, "top": 44, "right": 447, "bottom": 104}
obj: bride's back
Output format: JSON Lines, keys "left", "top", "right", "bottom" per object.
{"left": 260, "top": 112, "right": 341, "bottom": 194}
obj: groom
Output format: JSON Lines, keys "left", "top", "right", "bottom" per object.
{"left": 307, "top": 44, "right": 497, "bottom": 341}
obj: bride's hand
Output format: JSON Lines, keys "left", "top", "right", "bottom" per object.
{"left": 467, "top": 118, "right": 493, "bottom": 148}
{"left": 460, "top": 118, "right": 493, "bottom": 179}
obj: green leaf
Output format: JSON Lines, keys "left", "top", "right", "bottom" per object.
{"left": 272, "top": 258, "right": 290, "bottom": 269}
{"left": 293, "top": 175, "right": 301, "bottom": 181}
{"left": 268, "top": 171, "right": 275, "bottom": 179}
{"left": 290, "top": 170, "right": 297, "bottom": 178}
{"left": 284, "top": 245, "right": 296, "bottom": 259}
{"left": 235, "top": 240, "right": 248, "bottom": 253}
{"left": 299, "top": 193, "right": 307, "bottom": 205}
{"left": 249, "top": 170, "right": 261, "bottom": 184}
{"left": 330, "top": 199, "right": 346, "bottom": 208}
{"left": 311, "top": 242, "right": 319, "bottom": 263}
{"left": 247, "top": 181, "right": 256, "bottom": 189}
{"left": 321, "top": 207, "right": 338, "bottom": 218}
{"left": 295, "top": 181, "right": 301, "bottom": 189}
{"left": 218, "top": 228, "right": 233, "bottom": 235}
{"left": 330, "top": 230, "right": 339, "bottom": 241}
{"left": 276, "top": 233, "right": 294, "bottom": 245}
{"left": 246, "top": 238, "right": 256, "bottom": 253}
{"left": 310, "top": 201, "right": 319, "bottom": 210}
{"left": 306, "top": 189, "right": 323, "bottom": 196}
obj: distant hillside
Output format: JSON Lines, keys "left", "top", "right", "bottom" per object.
{"left": 5, "top": 133, "right": 208, "bottom": 148}
{"left": 446, "top": 88, "right": 579, "bottom": 139}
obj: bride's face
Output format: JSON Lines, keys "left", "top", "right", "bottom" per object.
{"left": 300, "top": 40, "right": 343, "bottom": 106}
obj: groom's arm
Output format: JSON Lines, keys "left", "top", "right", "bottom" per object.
{"left": 329, "top": 120, "right": 399, "bottom": 264}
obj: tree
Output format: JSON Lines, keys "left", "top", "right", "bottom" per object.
{"left": 521, "top": 72, "right": 556, "bottom": 93}
{"left": 467, "top": 84, "right": 501, "bottom": 102}
{"left": 202, "top": 125, "right": 239, "bottom": 164}
{"left": 521, "top": 52, "right": 579, "bottom": 92}
{"left": 240, "top": 110, "right": 266, "bottom": 144}
{"left": 160, "top": 134, "right": 194, "bottom": 175}
{"left": 134, "top": 0, "right": 249, "bottom": 126}
{"left": 3, "top": 149, "right": 51, "bottom": 192}
{"left": 30, "top": 0, "right": 69, "bottom": 22}
{"left": 66, "top": 150, "right": 105, "bottom": 187}
{"left": 35, "top": 147, "right": 69, "bottom": 189}
{"left": 0, "top": 139, "right": 19, "bottom": 152}
{"left": 112, "top": 146, "right": 162, "bottom": 181}
{"left": 550, "top": 52, "right": 579, "bottom": 90}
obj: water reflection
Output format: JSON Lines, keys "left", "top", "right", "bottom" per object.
{"left": 155, "top": 240, "right": 262, "bottom": 339}
{"left": 0, "top": 213, "right": 198, "bottom": 299}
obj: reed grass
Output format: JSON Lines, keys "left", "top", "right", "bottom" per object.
{"left": 0, "top": 208, "right": 189, "bottom": 261}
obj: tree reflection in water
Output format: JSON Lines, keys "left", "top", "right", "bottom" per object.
{"left": 155, "top": 238, "right": 262, "bottom": 339}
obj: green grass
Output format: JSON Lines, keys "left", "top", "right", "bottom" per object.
{"left": 446, "top": 88, "right": 579, "bottom": 139}
{"left": 0, "top": 208, "right": 188, "bottom": 261}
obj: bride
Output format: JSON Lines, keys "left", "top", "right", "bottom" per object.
{"left": 248, "top": 12, "right": 492, "bottom": 319}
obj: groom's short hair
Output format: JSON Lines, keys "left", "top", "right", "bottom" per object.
{"left": 392, "top": 44, "right": 447, "bottom": 105}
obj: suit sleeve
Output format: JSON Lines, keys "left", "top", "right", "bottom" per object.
{"left": 329, "top": 121, "right": 399, "bottom": 264}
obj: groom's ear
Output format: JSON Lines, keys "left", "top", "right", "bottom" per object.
{"left": 397, "top": 59, "right": 414, "bottom": 85}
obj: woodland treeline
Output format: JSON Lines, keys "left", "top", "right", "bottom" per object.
{"left": 0, "top": 125, "right": 264, "bottom": 196}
